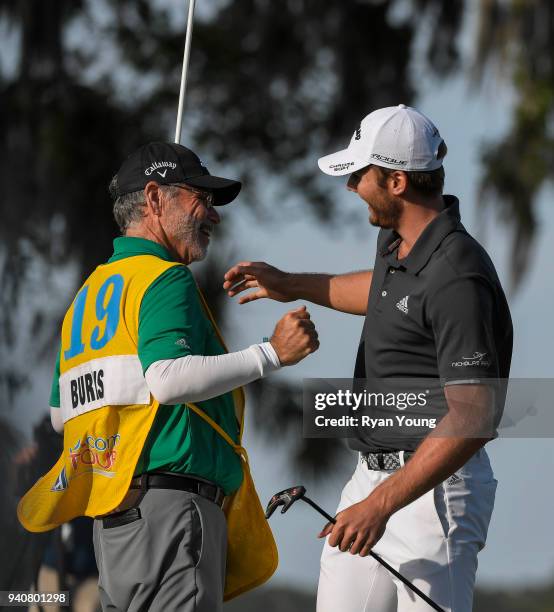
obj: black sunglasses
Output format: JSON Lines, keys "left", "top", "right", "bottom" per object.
{"left": 169, "top": 184, "right": 214, "bottom": 208}
{"left": 347, "top": 165, "right": 372, "bottom": 188}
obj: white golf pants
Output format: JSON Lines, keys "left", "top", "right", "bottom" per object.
{"left": 317, "top": 449, "right": 497, "bottom": 612}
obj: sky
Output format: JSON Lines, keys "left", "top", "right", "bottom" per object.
{"left": 5, "top": 0, "right": 554, "bottom": 596}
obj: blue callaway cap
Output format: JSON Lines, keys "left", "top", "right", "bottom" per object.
{"left": 115, "top": 142, "right": 241, "bottom": 205}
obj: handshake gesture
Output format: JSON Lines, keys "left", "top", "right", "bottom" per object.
{"left": 224, "top": 261, "right": 319, "bottom": 366}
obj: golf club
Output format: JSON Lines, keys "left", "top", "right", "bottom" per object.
{"left": 266, "top": 486, "right": 445, "bottom": 612}
{"left": 175, "top": 0, "right": 196, "bottom": 144}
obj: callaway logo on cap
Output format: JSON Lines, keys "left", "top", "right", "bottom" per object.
{"left": 318, "top": 104, "right": 446, "bottom": 176}
{"left": 115, "top": 142, "right": 241, "bottom": 206}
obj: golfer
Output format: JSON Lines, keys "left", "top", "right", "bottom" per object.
{"left": 223, "top": 105, "right": 512, "bottom": 611}
{"left": 38, "top": 142, "right": 318, "bottom": 611}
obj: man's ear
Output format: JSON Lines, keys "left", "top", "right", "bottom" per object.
{"left": 144, "top": 181, "right": 163, "bottom": 216}
{"left": 389, "top": 171, "right": 408, "bottom": 196}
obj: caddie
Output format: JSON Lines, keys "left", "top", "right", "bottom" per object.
{"left": 223, "top": 105, "right": 513, "bottom": 611}
{"left": 18, "top": 142, "right": 319, "bottom": 612}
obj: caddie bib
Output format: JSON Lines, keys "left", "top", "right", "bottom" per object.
{"left": 18, "top": 254, "right": 277, "bottom": 600}
{"left": 18, "top": 255, "right": 183, "bottom": 531}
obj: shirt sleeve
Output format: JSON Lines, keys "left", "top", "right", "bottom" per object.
{"left": 427, "top": 275, "right": 499, "bottom": 384}
{"left": 49, "top": 346, "right": 61, "bottom": 408}
{"left": 138, "top": 265, "right": 208, "bottom": 373}
{"left": 144, "top": 343, "right": 281, "bottom": 405}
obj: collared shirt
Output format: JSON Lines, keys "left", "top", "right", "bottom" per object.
{"left": 50, "top": 236, "right": 242, "bottom": 494}
{"left": 350, "top": 196, "right": 513, "bottom": 453}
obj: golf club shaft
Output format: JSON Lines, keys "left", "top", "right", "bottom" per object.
{"left": 302, "top": 497, "right": 445, "bottom": 612}
{"left": 367, "top": 551, "right": 444, "bottom": 612}
{"left": 303, "top": 496, "right": 335, "bottom": 524}
{"left": 174, "top": 0, "right": 196, "bottom": 144}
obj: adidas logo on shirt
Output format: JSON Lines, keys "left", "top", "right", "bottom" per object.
{"left": 396, "top": 296, "right": 409, "bottom": 314}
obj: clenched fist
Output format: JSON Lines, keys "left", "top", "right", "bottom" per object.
{"left": 270, "top": 306, "right": 319, "bottom": 365}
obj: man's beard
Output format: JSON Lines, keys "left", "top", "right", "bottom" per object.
{"left": 174, "top": 214, "right": 208, "bottom": 262}
{"left": 367, "top": 196, "right": 402, "bottom": 229}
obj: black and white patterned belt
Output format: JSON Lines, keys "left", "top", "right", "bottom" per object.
{"left": 361, "top": 451, "right": 414, "bottom": 471}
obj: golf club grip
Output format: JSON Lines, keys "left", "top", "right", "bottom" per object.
{"left": 368, "top": 551, "right": 444, "bottom": 612}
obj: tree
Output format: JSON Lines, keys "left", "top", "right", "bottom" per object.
{"left": 0, "top": 0, "right": 466, "bottom": 475}
{"left": 2, "top": 0, "right": 549, "bottom": 597}
{"left": 474, "top": 1, "right": 554, "bottom": 288}
{"left": 111, "top": 0, "right": 464, "bottom": 218}
{"left": 0, "top": 0, "right": 152, "bottom": 403}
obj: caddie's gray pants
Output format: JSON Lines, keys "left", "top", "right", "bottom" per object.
{"left": 93, "top": 488, "right": 227, "bottom": 612}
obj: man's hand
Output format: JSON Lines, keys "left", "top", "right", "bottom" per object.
{"left": 224, "top": 262, "right": 292, "bottom": 304}
{"left": 224, "top": 262, "right": 372, "bottom": 315}
{"left": 318, "top": 496, "right": 390, "bottom": 557}
{"left": 270, "top": 305, "right": 319, "bottom": 365}
{"left": 329, "top": 386, "right": 494, "bottom": 559}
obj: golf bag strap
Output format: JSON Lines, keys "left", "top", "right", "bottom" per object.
{"left": 186, "top": 401, "right": 247, "bottom": 461}
{"left": 193, "top": 282, "right": 246, "bottom": 439}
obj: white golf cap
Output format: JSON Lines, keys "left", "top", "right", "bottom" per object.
{"left": 318, "top": 104, "right": 446, "bottom": 176}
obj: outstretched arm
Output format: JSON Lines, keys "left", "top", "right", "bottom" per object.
{"left": 224, "top": 262, "right": 372, "bottom": 316}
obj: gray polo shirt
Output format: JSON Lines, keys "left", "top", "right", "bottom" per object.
{"left": 350, "top": 195, "right": 513, "bottom": 453}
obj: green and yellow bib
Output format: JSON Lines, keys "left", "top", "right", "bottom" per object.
{"left": 18, "top": 255, "right": 185, "bottom": 530}
{"left": 17, "top": 251, "right": 278, "bottom": 600}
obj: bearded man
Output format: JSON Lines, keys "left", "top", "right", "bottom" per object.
{"left": 43, "top": 142, "right": 319, "bottom": 611}
{"left": 223, "top": 106, "right": 512, "bottom": 612}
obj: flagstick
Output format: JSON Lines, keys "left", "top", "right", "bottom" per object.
{"left": 175, "top": 0, "right": 196, "bottom": 144}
